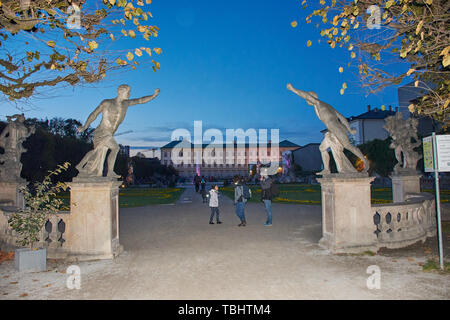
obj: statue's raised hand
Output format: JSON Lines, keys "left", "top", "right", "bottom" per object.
{"left": 286, "top": 83, "right": 294, "bottom": 91}
{"left": 154, "top": 88, "right": 160, "bottom": 95}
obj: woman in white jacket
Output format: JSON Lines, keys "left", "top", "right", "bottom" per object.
{"left": 207, "top": 185, "right": 222, "bottom": 225}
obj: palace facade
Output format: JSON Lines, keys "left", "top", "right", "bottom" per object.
{"left": 160, "top": 139, "right": 300, "bottom": 178}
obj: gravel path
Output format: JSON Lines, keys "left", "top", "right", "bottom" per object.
{"left": 0, "top": 186, "right": 449, "bottom": 299}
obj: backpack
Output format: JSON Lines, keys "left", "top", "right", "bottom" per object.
{"left": 270, "top": 182, "right": 279, "bottom": 198}
{"left": 242, "top": 184, "right": 252, "bottom": 200}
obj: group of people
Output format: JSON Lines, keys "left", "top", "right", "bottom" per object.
{"left": 195, "top": 170, "right": 278, "bottom": 227}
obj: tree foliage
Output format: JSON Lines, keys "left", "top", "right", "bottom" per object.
{"left": 293, "top": 0, "right": 449, "bottom": 124}
{"left": 0, "top": 0, "right": 161, "bottom": 103}
{"left": 358, "top": 138, "right": 397, "bottom": 177}
{"left": 7, "top": 162, "right": 69, "bottom": 248}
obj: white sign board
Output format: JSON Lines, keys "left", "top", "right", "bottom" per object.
{"left": 436, "top": 135, "right": 450, "bottom": 172}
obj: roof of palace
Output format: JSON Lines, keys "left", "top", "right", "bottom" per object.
{"left": 160, "top": 139, "right": 300, "bottom": 149}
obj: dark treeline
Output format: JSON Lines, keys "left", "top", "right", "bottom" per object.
{"left": 0, "top": 117, "right": 94, "bottom": 182}
{"left": 0, "top": 117, "right": 177, "bottom": 184}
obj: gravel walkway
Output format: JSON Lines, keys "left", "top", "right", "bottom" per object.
{"left": 0, "top": 186, "right": 449, "bottom": 299}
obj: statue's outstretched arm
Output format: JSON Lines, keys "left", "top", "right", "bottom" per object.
{"left": 127, "top": 88, "right": 160, "bottom": 107}
{"left": 287, "top": 83, "right": 309, "bottom": 100}
{"left": 79, "top": 102, "right": 104, "bottom": 132}
{"left": 287, "top": 83, "right": 318, "bottom": 106}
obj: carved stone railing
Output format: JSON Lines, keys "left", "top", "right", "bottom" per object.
{"left": 372, "top": 193, "right": 436, "bottom": 249}
{"left": 0, "top": 208, "right": 70, "bottom": 259}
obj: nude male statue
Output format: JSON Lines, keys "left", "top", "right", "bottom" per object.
{"left": 287, "top": 83, "right": 368, "bottom": 174}
{"left": 76, "top": 85, "right": 160, "bottom": 178}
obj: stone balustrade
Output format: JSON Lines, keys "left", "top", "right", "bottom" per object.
{"left": 0, "top": 208, "right": 70, "bottom": 259}
{"left": 372, "top": 193, "right": 436, "bottom": 249}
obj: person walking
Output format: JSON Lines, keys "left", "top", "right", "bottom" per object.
{"left": 194, "top": 174, "right": 201, "bottom": 193}
{"left": 260, "top": 171, "right": 274, "bottom": 226}
{"left": 207, "top": 184, "right": 222, "bottom": 224}
{"left": 201, "top": 176, "right": 206, "bottom": 193}
{"left": 234, "top": 175, "right": 250, "bottom": 227}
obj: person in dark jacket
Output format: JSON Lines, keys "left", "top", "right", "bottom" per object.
{"left": 260, "top": 171, "right": 273, "bottom": 226}
{"left": 234, "top": 175, "right": 248, "bottom": 226}
{"left": 194, "top": 174, "right": 201, "bottom": 193}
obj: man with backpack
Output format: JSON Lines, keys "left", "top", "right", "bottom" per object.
{"left": 260, "top": 169, "right": 278, "bottom": 226}
{"left": 234, "top": 175, "right": 251, "bottom": 227}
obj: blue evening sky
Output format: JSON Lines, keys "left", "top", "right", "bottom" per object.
{"left": 1, "top": 0, "right": 406, "bottom": 148}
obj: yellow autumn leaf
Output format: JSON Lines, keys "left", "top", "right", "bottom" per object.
{"left": 307, "top": 40, "right": 312, "bottom": 47}
{"left": 135, "top": 48, "right": 142, "bottom": 57}
{"left": 291, "top": 21, "right": 298, "bottom": 28}
{"left": 416, "top": 21, "right": 423, "bottom": 35}
{"left": 406, "top": 68, "right": 415, "bottom": 76}
{"left": 146, "top": 0, "right": 151, "bottom": 3}
{"left": 443, "top": 55, "right": 450, "bottom": 67}
{"left": 351, "top": 52, "right": 356, "bottom": 58}
{"left": 128, "top": 30, "right": 136, "bottom": 38}
{"left": 145, "top": 48, "right": 152, "bottom": 56}
{"left": 88, "top": 41, "right": 98, "bottom": 50}
{"left": 381, "top": 105, "right": 385, "bottom": 111}
{"left": 340, "top": 88, "right": 345, "bottom": 95}
{"left": 154, "top": 48, "right": 162, "bottom": 55}
{"left": 408, "top": 104, "right": 415, "bottom": 113}
{"left": 47, "top": 40, "right": 56, "bottom": 48}
{"left": 339, "top": 67, "right": 343, "bottom": 73}
{"left": 126, "top": 52, "right": 134, "bottom": 61}
{"left": 443, "top": 99, "right": 449, "bottom": 110}
{"left": 342, "top": 82, "right": 347, "bottom": 89}
{"left": 110, "top": 33, "right": 115, "bottom": 41}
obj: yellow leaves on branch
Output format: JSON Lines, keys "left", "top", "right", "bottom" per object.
{"left": 152, "top": 60, "right": 160, "bottom": 72}
{"left": 88, "top": 41, "right": 98, "bottom": 51}
{"left": 440, "top": 46, "right": 450, "bottom": 67}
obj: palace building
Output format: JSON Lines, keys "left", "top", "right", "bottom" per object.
{"left": 160, "top": 139, "right": 300, "bottom": 178}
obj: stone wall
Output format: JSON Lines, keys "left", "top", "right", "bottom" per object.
{"left": 372, "top": 193, "right": 436, "bottom": 249}
{"left": 0, "top": 209, "right": 70, "bottom": 259}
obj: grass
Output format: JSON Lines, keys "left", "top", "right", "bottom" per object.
{"left": 219, "top": 184, "right": 450, "bottom": 205}
{"left": 422, "top": 259, "right": 450, "bottom": 273}
{"left": 55, "top": 187, "right": 185, "bottom": 209}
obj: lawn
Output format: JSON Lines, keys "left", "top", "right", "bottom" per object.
{"left": 56, "top": 187, "right": 185, "bottom": 209}
{"left": 219, "top": 184, "right": 450, "bottom": 205}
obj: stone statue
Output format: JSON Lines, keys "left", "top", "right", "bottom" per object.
{"left": 287, "top": 83, "right": 368, "bottom": 175}
{"left": 281, "top": 150, "right": 295, "bottom": 182}
{"left": 76, "top": 85, "right": 160, "bottom": 179}
{"left": 384, "top": 112, "right": 421, "bottom": 173}
{"left": 0, "top": 114, "right": 35, "bottom": 182}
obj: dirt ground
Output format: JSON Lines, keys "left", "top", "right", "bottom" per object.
{"left": 0, "top": 187, "right": 449, "bottom": 300}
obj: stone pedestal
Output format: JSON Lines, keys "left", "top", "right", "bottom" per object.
{"left": 0, "top": 181, "right": 25, "bottom": 209}
{"left": 317, "top": 174, "right": 378, "bottom": 254}
{"left": 66, "top": 178, "right": 123, "bottom": 261}
{"left": 391, "top": 172, "right": 421, "bottom": 203}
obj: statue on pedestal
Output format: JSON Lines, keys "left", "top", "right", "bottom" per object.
{"left": 0, "top": 114, "right": 35, "bottom": 182}
{"left": 287, "top": 83, "right": 367, "bottom": 175}
{"left": 76, "top": 85, "right": 160, "bottom": 179}
{"left": 384, "top": 112, "right": 421, "bottom": 174}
